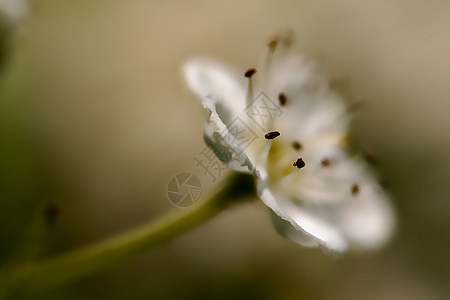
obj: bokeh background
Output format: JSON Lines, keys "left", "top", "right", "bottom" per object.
{"left": 0, "top": 0, "right": 449, "bottom": 299}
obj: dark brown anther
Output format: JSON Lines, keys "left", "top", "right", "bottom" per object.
{"left": 292, "top": 141, "right": 302, "bottom": 151}
{"left": 244, "top": 68, "right": 257, "bottom": 78}
{"left": 293, "top": 158, "right": 306, "bottom": 169}
{"left": 265, "top": 131, "right": 280, "bottom": 140}
{"left": 321, "top": 158, "right": 331, "bottom": 167}
{"left": 268, "top": 37, "right": 278, "bottom": 52}
{"left": 278, "top": 93, "right": 287, "bottom": 106}
{"left": 351, "top": 183, "right": 360, "bottom": 195}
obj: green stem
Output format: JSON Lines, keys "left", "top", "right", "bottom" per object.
{"left": 1, "top": 173, "right": 256, "bottom": 298}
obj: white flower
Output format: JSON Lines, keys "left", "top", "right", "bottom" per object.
{"left": 183, "top": 39, "right": 395, "bottom": 254}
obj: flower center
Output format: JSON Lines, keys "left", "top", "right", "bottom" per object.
{"left": 266, "top": 136, "right": 304, "bottom": 183}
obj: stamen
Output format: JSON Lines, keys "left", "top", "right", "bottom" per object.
{"left": 321, "top": 158, "right": 331, "bottom": 167}
{"left": 264, "top": 36, "right": 279, "bottom": 86}
{"left": 292, "top": 141, "right": 302, "bottom": 151}
{"left": 244, "top": 68, "right": 257, "bottom": 78}
{"left": 245, "top": 68, "right": 256, "bottom": 105}
{"left": 293, "top": 158, "right": 306, "bottom": 169}
{"left": 262, "top": 132, "right": 280, "bottom": 163}
{"left": 281, "top": 168, "right": 299, "bottom": 183}
{"left": 351, "top": 183, "right": 360, "bottom": 195}
{"left": 268, "top": 37, "right": 278, "bottom": 53}
{"left": 265, "top": 131, "right": 280, "bottom": 140}
{"left": 278, "top": 93, "right": 287, "bottom": 106}
{"left": 262, "top": 140, "right": 273, "bottom": 162}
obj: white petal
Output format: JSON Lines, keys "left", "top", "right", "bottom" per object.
{"left": 268, "top": 55, "right": 349, "bottom": 143}
{"left": 202, "top": 96, "right": 256, "bottom": 174}
{"left": 184, "top": 58, "right": 262, "bottom": 174}
{"left": 183, "top": 58, "right": 246, "bottom": 122}
{"left": 285, "top": 156, "right": 395, "bottom": 250}
{"left": 268, "top": 54, "right": 327, "bottom": 97}
{"left": 292, "top": 184, "right": 394, "bottom": 250}
{"left": 337, "top": 182, "right": 395, "bottom": 249}
{"left": 258, "top": 180, "right": 347, "bottom": 252}
{"left": 280, "top": 198, "right": 349, "bottom": 252}
{"left": 268, "top": 209, "right": 318, "bottom": 248}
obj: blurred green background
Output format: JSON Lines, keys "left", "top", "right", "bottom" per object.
{"left": 0, "top": 0, "right": 449, "bottom": 299}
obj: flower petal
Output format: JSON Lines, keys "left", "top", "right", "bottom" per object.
{"left": 202, "top": 96, "right": 256, "bottom": 174}
{"left": 258, "top": 180, "right": 348, "bottom": 252}
{"left": 336, "top": 179, "right": 395, "bottom": 249}
{"left": 283, "top": 156, "right": 395, "bottom": 250}
{"left": 183, "top": 57, "right": 247, "bottom": 122}
{"left": 184, "top": 58, "right": 262, "bottom": 174}
{"left": 268, "top": 55, "right": 349, "bottom": 143}
{"left": 268, "top": 54, "right": 327, "bottom": 98}
{"left": 268, "top": 209, "right": 318, "bottom": 248}
{"left": 292, "top": 183, "right": 394, "bottom": 250}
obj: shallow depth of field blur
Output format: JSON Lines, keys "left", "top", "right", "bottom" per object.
{"left": 0, "top": 1, "right": 449, "bottom": 299}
